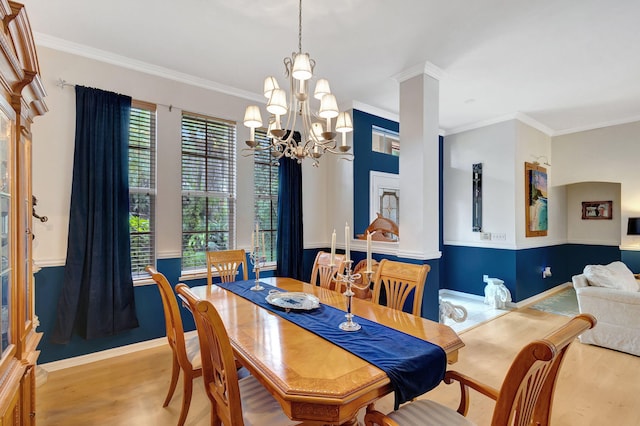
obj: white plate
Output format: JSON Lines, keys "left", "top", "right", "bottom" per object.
{"left": 265, "top": 291, "right": 320, "bottom": 311}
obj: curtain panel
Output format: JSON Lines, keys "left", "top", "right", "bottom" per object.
{"left": 52, "top": 86, "right": 139, "bottom": 343}
{"left": 276, "top": 131, "right": 304, "bottom": 280}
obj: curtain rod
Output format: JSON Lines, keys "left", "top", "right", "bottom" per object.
{"left": 55, "top": 78, "right": 177, "bottom": 112}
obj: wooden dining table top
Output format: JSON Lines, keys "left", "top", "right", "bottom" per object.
{"left": 188, "top": 277, "right": 464, "bottom": 425}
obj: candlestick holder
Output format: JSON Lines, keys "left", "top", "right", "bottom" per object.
{"left": 249, "top": 247, "right": 266, "bottom": 291}
{"left": 336, "top": 260, "right": 362, "bottom": 331}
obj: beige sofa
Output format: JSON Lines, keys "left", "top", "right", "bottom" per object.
{"left": 572, "top": 261, "right": 640, "bottom": 356}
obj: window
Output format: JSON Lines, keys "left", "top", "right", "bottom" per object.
{"left": 181, "top": 112, "right": 236, "bottom": 271}
{"left": 128, "top": 101, "right": 156, "bottom": 278}
{"left": 253, "top": 129, "right": 278, "bottom": 262}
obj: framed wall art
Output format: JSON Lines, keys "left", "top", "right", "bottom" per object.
{"left": 581, "top": 200, "right": 613, "bottom": 220}
{"left": 525, "top": 162, "right": 548, "bottom": 237}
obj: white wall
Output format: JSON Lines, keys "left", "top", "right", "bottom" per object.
{"left": 553, "top": 121, "right": 640, "bottom": 249}
{"left": 566, "top": 182, "right": 621, "bottom": 245}
{"left": 443, "top": 120, "right": 517, "bottom": 248}
{"left": 515, "top": 121, "right": 564, "bottom": 248}
{"left": 30, "top": 46, "right": 329, "bottom": 266}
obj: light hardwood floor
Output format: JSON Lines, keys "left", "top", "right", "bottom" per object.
{"left": 37, "top": 307, "right": 640, "bottom": 425}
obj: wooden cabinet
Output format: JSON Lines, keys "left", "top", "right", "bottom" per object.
{"left": 0, "top": 2, "right": 46, "bottom": 424}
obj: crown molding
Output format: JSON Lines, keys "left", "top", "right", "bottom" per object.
{"left": 513, "top": 112, "right": 555, "bottom": 136}
{"left": 553, "top": 114, "right": 640, "bottom": 136}
{"left": 393, "top": 61, "right": 445, "bottom": 83}
{"left": 445, "top": 112, "right": 554, "bottom": 137}
{"left": 33, "top": 32, "right": 264, "bottom": 103}
{"left": 349, "top": 101, "right": 399, "bottom": 123}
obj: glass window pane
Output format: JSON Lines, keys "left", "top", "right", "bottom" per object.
{"left": 181, "top": 113, "right": 236, "bottom": 271}
{"left": 128, "top": 104, "right": 156, "bottom": 277}
{"left": 253, "top": 129, "right": 278, "bottom": 262}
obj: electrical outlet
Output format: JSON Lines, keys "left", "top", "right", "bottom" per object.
{"left": 492, "top": 233, "right": 506, "bottom": 241}
{"left": 480, "top": 232, "right": 491, "bottom": 241}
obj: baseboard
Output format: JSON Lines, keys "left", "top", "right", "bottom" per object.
{"left": 39, "top": 331, "right": 197, "bottom": 373}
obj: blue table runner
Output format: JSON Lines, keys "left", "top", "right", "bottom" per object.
{"left": 216, "top": 280, "right": 447, "bottom": 407}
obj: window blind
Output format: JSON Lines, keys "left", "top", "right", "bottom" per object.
{"left": 181, "top": 112, "right": 236, "bottom": 271}
{"left": 253, "top": 129, "right": 278, "bottom": 262}
{"left": 128, "top": 101, "right": 156, "bottom": 278}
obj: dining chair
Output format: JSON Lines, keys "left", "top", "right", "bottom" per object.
{"left": 310, "top": 250, "right": 346, "bottom": 291}
{"left": 175, "top": 284, "right": 298, "bottom": 426}
{"left": 364, "top": 313, "right": 597, "bottom": 426}
{"left": 349, "top": 258, "right": 380, "bottom": 300}
{"left": 371, "top": 259, "right": 430, "bottom": 316}
{"left": 206, "top": 249, "right": 248, "bottom": 286}
{"left": 146, "top": 266, "right": 202, "bottom": 426}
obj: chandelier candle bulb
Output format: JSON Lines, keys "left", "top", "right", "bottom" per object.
{"left": 263, "top": 76, "right": 279, "bottom": 98}
{"left": 314, "top": 78, "right": 331, "bottom": 100}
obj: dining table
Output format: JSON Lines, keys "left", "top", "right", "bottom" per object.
{"left": 188, "top": 277, "right": 464, "bottom": 425}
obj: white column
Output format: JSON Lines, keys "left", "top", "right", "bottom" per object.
{"left": 396, "top": 63, "right": 442, "bottom": 260}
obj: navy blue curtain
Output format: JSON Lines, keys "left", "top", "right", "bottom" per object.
{"left": 51, "top": 86, "right": 139, "bottom": 343}
{"left": 276, "top": 131, "right": 304, "bottom": 280}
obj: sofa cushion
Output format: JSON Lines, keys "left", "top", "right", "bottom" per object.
{"left": 583, "top": 261, "right": 639, "bottom": 292}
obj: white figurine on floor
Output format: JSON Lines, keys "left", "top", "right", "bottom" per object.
{"left": 484, "top": 278, "right": 512, "bottom": 309}
{"left": 439, "top": 298, "right": 468, "bottom": 324}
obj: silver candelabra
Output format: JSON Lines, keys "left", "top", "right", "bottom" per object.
{"left": 249, "top": 247, "right": 266, "bottom": 291}
{"left": 336, "top": 260, "right": 362, "bottom": 331}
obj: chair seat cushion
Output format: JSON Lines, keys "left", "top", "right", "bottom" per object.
{"left": 184, "top": 333, "right": 201, "bottom": 369}
{"left": 387, "top": 399, "right": 476, "bottom": 426}
{"left": 239, "top": 375, "right": 298, "bottom": 425}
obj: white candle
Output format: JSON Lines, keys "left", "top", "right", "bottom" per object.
{"left": 330, "top": 229, "right": 336, "bottom": 265}
{"left": 366, "top": 231, "right": 372, "bottom": 272}
{"left": 345, "top": 222, "right": 350, "bottom": 263}
{"left": 261, "top": 232, "right": 266, "bottom": 259}
{"left": 255, "top": 223, "right": 260, "bottom": 250}
{"left": 251, "top": 231, "right": 254, "bottom": 250}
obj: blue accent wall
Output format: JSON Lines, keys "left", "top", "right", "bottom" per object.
{"left": 443, "top": 244, "right": 621, "bottom": 302}
{"left": 352, "top": 109, "right": 399, "bottom": 236}
{"left": 36, "top": 250, "right": 438, "bottom": 363}
{"left": 36, "top": 255, "right": 274, "bottom": 364}
{"left": 621, "top": 250, "right": 640, "bottom": 272}
{"left": 38, "top": 243, "right": 623, "bottom": 363}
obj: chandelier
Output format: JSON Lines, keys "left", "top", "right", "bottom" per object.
{"left": 242, "top": 0, "right": 353, "bottom": 167}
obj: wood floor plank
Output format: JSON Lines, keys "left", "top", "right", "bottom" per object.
{"left": 37, "top": 308, "right": 640, "bottom": 425}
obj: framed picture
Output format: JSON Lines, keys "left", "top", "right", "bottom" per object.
{"left": 525, "top": 162, "right": 548, "bottom": 237}
{"left": 581, "top": 200, "right": 613, "bottom": 220}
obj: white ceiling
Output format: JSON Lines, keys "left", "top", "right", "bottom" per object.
{"left": 21, "top": 0, "right": 640, "bottom": 135}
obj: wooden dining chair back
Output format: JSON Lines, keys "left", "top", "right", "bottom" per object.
{"left": 206, "top": 249, "right": 248, "bottom": 286}
{"left": 146, "top": 266, "right": 202, "bottom": 426}
{"left": 175, "top": 283, "right": 297, "bottom": 426}
{"left": 365, "top": 313, "right": 597, "bottom": 426}
{"left": 341, "top": 258, "right": 379, "bottom": 300}
{"left": 310, "top": 251, "right": 346, "bottom": 291}
{"left": 371, "top": 259, "right": 430, "bottom": 316}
